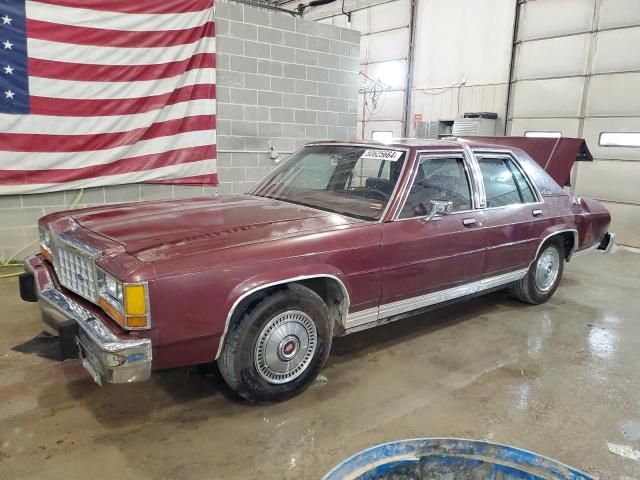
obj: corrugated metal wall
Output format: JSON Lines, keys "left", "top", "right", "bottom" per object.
{"left": 508, "top": 0, "right": 640, "bottom": 247}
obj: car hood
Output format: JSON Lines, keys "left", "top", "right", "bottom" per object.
{"left": 72, "top": 195, "right": 360, "bottom": 263}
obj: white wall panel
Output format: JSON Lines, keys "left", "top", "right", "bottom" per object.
{"left": 362, "top": 59, "right": 408, "bottom": 90}
{"left": 413, "top": 0, "right": 515, "bottom": 88}
{"left": 583, "top": 117, "right": 640, "bottom": 161}
{"left": 586, "top": 72, "right": 640, "bottom": 117}
{"left": 511, "top": 77, "right": 584, "bottom": 118}
{"left": 358, "top": 120, "right": 403, "bottom": 140}
{"left": 600, "top": 201, "right": 640, "bottom": 247}
{"left": 360, "top": 90, "right": 405, "bottom": 120}
{"left": 599, "top": 0, "right": 640, "bottom": 29}
{"left": 575, "top": 160, "right": 640, "bottom": 204}
{"left": 593, "top": 27, "right": 640, "bottom": 74}
{"left": 518, "top": 0, "right": 594, "bottom": 41}
{"left": 510, "top": 118, "right": 581, "bottom": 137}
{"left": 351, "top": 0, "right": 410, "bottom": 33}
{"left": 515, "top": 34, "right": 590, "bottom": 80}
{"left": 361, "top": 28, "right": 409, "bottom": 63}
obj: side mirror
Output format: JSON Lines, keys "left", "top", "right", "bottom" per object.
{"left": 426, "top": 200, "right": 453, "bottom": 221}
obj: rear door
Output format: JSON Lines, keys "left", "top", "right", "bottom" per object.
{"left": 475, "top": 151, "right": 547, "bottom": 276}
{"left": 380, "top": 151, "right": 485, "bottom": 313}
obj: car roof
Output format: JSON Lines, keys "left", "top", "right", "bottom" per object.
{"left": 308, "top": 138, "right": 510, "bottom": 150}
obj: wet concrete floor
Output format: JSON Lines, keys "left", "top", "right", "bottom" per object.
{"left": 0, "top": 250, "right": 639, "bottom": 479}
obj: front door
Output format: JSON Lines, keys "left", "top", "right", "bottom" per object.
{"left": 380, "top": 153, "right": 485, "bottom": 316}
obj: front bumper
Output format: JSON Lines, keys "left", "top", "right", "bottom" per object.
{"left": 22, "top": 255, "right": 152, "bottom": 385}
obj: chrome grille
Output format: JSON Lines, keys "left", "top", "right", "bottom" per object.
{"left": 52, "top": 234, "right": 100, "bottom": 303}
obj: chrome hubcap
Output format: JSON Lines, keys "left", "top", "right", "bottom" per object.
{"left": 254, "top": 310, "right": 317, "bottom": 385}
{"left": 535, "top": 247, "right": 560, "bottom": 293}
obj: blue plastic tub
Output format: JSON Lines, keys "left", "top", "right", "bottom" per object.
{"left": 323, "top": 438, "right": 594, "bottom": 480}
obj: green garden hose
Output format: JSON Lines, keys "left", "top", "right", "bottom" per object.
{"left": 0, "top": 189, "right": 84, "bottom": 279}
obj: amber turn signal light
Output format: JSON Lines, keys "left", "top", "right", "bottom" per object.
{"left": 40, "top": 245, "right": 53, "bottom": 263}
{"left": 124, "top": 285, "right": 147, "bottom": 316}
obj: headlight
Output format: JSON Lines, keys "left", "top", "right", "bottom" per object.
{"left": 39, "top": 225, "right": 53, "bottom": 261}
{"left": 104, "top": 274, "right": 123, "bottom": 304}
{"left": 97, "top": 268, "right": 150, "bottom": 330}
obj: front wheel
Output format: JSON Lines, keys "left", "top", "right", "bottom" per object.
{"left": 511, "top": 242, "right": 564, "bottom": 304}
{"left": 218, "top": 284, "right": 332, "bottom": 403}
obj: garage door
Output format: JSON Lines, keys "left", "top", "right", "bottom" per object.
{"left": 508, "top": 0, "right": 640, "bottom": 247}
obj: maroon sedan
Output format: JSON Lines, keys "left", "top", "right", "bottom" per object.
{"left": 20, "top": 137, "right": 614, "bottom": 402}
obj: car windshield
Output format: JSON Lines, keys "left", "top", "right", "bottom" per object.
{"left": 248, "top": 145, "right": 406, "bottom": 221}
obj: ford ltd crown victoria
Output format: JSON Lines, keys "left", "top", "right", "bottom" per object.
{"left": 19, "top": 137, "right": 615, "bottom": 402}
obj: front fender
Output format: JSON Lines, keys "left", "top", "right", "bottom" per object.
{"left": 215, "top": 263, "right": 352, "bottom": 359}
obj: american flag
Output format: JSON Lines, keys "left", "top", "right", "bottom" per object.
{"left": 0, "top": 0, "right": 217, "bottom": 194}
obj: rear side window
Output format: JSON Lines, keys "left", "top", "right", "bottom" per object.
{"left": 478, "top": 156, "right": 537, "bottom": 207}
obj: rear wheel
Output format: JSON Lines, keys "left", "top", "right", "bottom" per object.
{"left": 511, "top": 241, "right": 564, "bottom": 304}
{"left": 218, "top": 284, "right": 332, "bottom": 403}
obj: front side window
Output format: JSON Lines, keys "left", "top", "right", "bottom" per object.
{"left": 399, "top": 156, "right": 472, "bottom": 218}
{"left": 249, "top": 145, "right": 405, "bottom": 221}
{"left": 478, "top": 156, "right": 537, "bottom": 207}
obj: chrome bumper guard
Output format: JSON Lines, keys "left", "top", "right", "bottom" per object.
{"left": 597, "top": 232, "right": 616, "bottom": 254}
{"left": 24, "top": 255, "right": 152, "bottom": 385}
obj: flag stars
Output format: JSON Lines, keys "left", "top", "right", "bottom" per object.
{"left": 0, "top": 14, "right": 11, "bottom": 25}
{"left": 3, "top": 64, "right": 13, "bottom": 74}
{"left": 4, "top": 89, "right": 14, "bottom": 100}
{"left": 2, "top": 39, "right": 12, "bottom": 49}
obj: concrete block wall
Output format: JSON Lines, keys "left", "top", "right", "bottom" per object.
{"left": 214, "top": 1, "right": 361, "bottom": 195}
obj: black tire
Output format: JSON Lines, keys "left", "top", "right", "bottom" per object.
{"left": 511, "top": 241, "right": 564, "bottom": 305}
{"left": 218, "top": 284, "right": 332, "bottom": 403}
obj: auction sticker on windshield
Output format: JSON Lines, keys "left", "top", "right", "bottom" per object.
{"left": 360, "top": 149, "right": 403, "bottom": 161}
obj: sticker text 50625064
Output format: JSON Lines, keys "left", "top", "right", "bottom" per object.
{"left": 359, "top": 149, "right": 403, "bottom": 162}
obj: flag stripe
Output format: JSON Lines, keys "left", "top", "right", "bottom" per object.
{"left": 29, "top": 53, "right": 215, "bottom": 82}
{"left": 33, "top": 0, "right": 214, "bottom": 15}
{"left": 30, "top": 84, "right": 216, "bottom": 116}
{"left": 29, "top": 68, "right": 215, "bottom": 100}
{"left": 0, "top": 160, "right": 217, "bottom": 194}
{"left": 147, "top": 173, "right": 216, "bottom": 185}
{"left": 0, "top": 115, "right": 215, "bottom": 152}
{"left": 0, "top": 130, "right": 216, "bottom": 169}
{"left": 0, "top": 145, "right": 217, "bottom": 184}
{"left": 28, "top": 19, "right": 214, "bottom": 48}
{"left": 28, "top": 37, "right": 215, "bottom": 66}
{"left": 27, "top": 1, "right": 212, "bottom": 32}
{"left": 1, "top": 99, "right": 214, "bottom": 135}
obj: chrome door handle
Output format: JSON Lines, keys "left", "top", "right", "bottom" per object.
{"left": 462, "top": 218, "right": 477, "bottom": 227}
{"left": 532, "top": 209, "right": 543, "bottom": 217}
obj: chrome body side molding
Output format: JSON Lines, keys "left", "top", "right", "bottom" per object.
{"left": 343, "top": 306, "right": 378, "bottom": 329}
{"left": 344, "top": 268, "right": 528, "bottom": 333}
